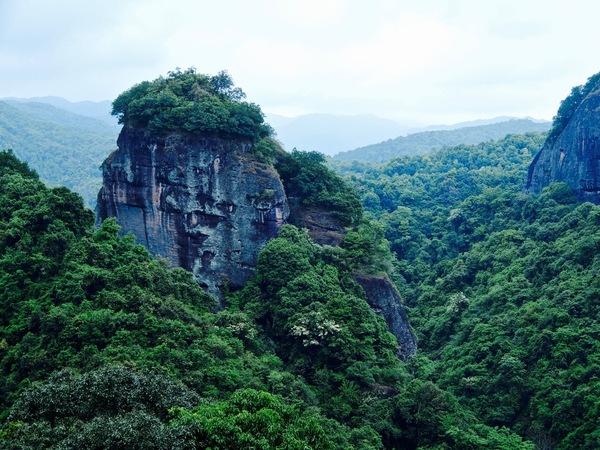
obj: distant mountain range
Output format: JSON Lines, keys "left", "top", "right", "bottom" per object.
{"left": 0, "top": 99, "right": 118, "bottom": 206}
{"left": 334, "top": 119, "right": 551, "bottom": 163}
{"left": 3, "top": 96, "right": 116, "bottom": 126}
{"left": 0, "top": 95, "right": 551, "bottom": 203}
{"left": 267, "top": 113, "right": 408, "bottom": 156}
{"left": 268, "top": 112, "right": 550, "bottom": 158}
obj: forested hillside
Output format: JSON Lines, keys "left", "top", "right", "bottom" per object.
{"left": 0, "top": 149, "right": 532, "bottom": 449}
{"left": 0, "top": 100, "right": 118, "bottom": 206}
{"left": 335, "top": 119, "right": 550, "bottom": 163}
{"left": 341, "top": 132, "right": 600, "bottom": 448}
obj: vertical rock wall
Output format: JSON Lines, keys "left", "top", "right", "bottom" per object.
{"left": 527, "top": 87, "right": 600, "bottom": 202}
{"left": 355, "top": 274, "right": 417, "bottom": 359}
{"left": 97, "top": 127, "right": 289, "bottom": 298}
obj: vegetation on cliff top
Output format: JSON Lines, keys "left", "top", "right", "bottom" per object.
{"left": 112, "top": 68, "right": 272, "bottom": 141}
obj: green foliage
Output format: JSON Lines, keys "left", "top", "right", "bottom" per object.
{"left": 170, "top": 388, "right": 353, "bottom": 449}
{"left": 2, "top": 366, "right": 196, "bottom": 449}
{"left": 112, "top": 68, "right": 271, "bottom": 142}
{"left": 251, "top": 137, "right": 284, "bottom": 164}
{"left": 234, "top": 225, "right": 531, "bottom": 448}
{"left": 0, "top": 149, "right": 531, "bottom": 448}
{"left": 342, "top": 132, "right": 600, "bottom": 448}
{"left": 276, "top": 149, "right": 363, "bottom": 225}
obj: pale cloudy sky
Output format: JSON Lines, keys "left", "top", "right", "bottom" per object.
{"left": 1, "top": 0, "right": 599, "bottom": 124}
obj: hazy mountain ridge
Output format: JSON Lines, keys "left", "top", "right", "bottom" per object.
{"left": 334, "top": 118, "right": 551, "bottom": 163}
{"left": 0, "top": 100, "right": 118, "bottom": 206}
{"left": 268, "top": 112, "right": 408, "bottom": 155}
{"left": 3, "top": 96, "right": 116, "bottom": 126}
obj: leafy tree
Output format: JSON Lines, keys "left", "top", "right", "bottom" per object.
{"left": 112, "top": 68, "right": 271, "bottom": 142}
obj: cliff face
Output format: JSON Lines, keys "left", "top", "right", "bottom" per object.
{"left": 97, "top": 126, "right": 416, "bottom": 356}
{"left": 287, "top": 201, "right": 346, "bottom": 246}
{"left": 355, "top": 274, "right": 417, "bottom": 359}
{"left": 527, "top": 87, "right": 600, "bottom": 202}
{"left": 97, "top": 127, "right": 289, "bottom": 298}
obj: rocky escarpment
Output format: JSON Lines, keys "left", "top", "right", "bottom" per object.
{"left": 287, "top": 201, "right": 346, "bottom": 246}
{"left": 527, "top": 81, "right": 600, "bottom": 202}
{"left": 294, "top": 208, "right": 417, "bottom": 357}
{"left": 97, "top": 127, "right": 289, "bottom": 298}
{"left": 97, "top": 126, "right": 416, "bottom": 356}
{"left": 355, "top": 274, "right": 417, "bottom": 359}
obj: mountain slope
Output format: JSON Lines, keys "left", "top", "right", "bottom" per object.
{"left": 0, "top": 100, "right": 117, "bottom": 206}
{"left": 3, "top": 96, "right": 115, "bottom": 125}
{"left": 269, "top": 113, "right": 407, "bottom": 155}
{"left": 341, "top": 131, "right": 600, "bottom": 448}
{"left": 335, "top": 119, "right": 550, "bottom": 163}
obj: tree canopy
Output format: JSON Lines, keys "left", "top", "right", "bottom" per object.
{"left": 341, "top": 132, "right": 600, "bottom": 448}
{"left": 111, "top": 68, "right": 272, "bottom": 141}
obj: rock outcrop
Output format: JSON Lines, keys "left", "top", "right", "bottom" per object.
{"left": 527, "top": 83, "right": 600, "bottom": 202}
{"left": 97, "top": 126, "right": 416, "bottom": 356}
{"left": 97, "top": 127, "right": 289, "bottom": 298}
{"left": 355, "top": 274, "right": 417, "bottom": 359}
{"left": 287, "top": 201, "right": 346, "bottom": 246}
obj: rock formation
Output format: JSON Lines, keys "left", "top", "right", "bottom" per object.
{"left": 527, "top": 80, "right": 600, "bottom": 202}
{"left": 97, "top": 127, "right": 289, "bottom": 298}
{"left": 287, "top": 200, "right": 347, "bottom": 246}
{"left": 97, "top": 126, "right": 416, "bottom": 356}
{"left": 355, "top": 274, "right": 417, "bottom": 359}
{"left": 290, "top": 207, "right": 417, "bottom": 357}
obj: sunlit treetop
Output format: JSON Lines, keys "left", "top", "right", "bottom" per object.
{"left": 112, "top": 68, "right": 272, "bottom": 141}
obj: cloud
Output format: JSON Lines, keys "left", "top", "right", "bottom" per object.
{"left": 0, "top": 0, "right": 599, "bottom": 123}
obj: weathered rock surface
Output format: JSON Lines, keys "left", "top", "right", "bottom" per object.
{"left": 355, "top": 274, "right": 417, "bottom": 359}
{"left": 97, "top": 127, "right": 289, "bottom": 298}
{"left": 287, "top": 200, "right": 346, "bottom": 246}
{"left": 527, "top": 86, "right": 600, "bottom": 202}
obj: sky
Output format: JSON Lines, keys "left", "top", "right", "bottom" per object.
{"left": 1, "top": 0, "right": 599, "bottom": 125}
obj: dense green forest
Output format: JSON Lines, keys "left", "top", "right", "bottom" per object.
{"left": 339, "top": 132, "right": 600, "bottom": 448}
{"left": 334, "top": 119, "right": 550, "bottom": 163}
{"left": 0, "top": 148, "right": 533, "bottom": 449}
{"left": 2, "top": 66, "right": 599, "bottom": 448}
{"left": 0, "top": 100, "right": 117, "bottom": 207}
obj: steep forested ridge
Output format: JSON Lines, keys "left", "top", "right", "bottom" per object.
{"left": 341, "top": 131, "right": 600, "bottom": 448}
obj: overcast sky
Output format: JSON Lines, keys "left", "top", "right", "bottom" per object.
{"left": 1, "top": 0, "right": 599, "bottom": 124}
